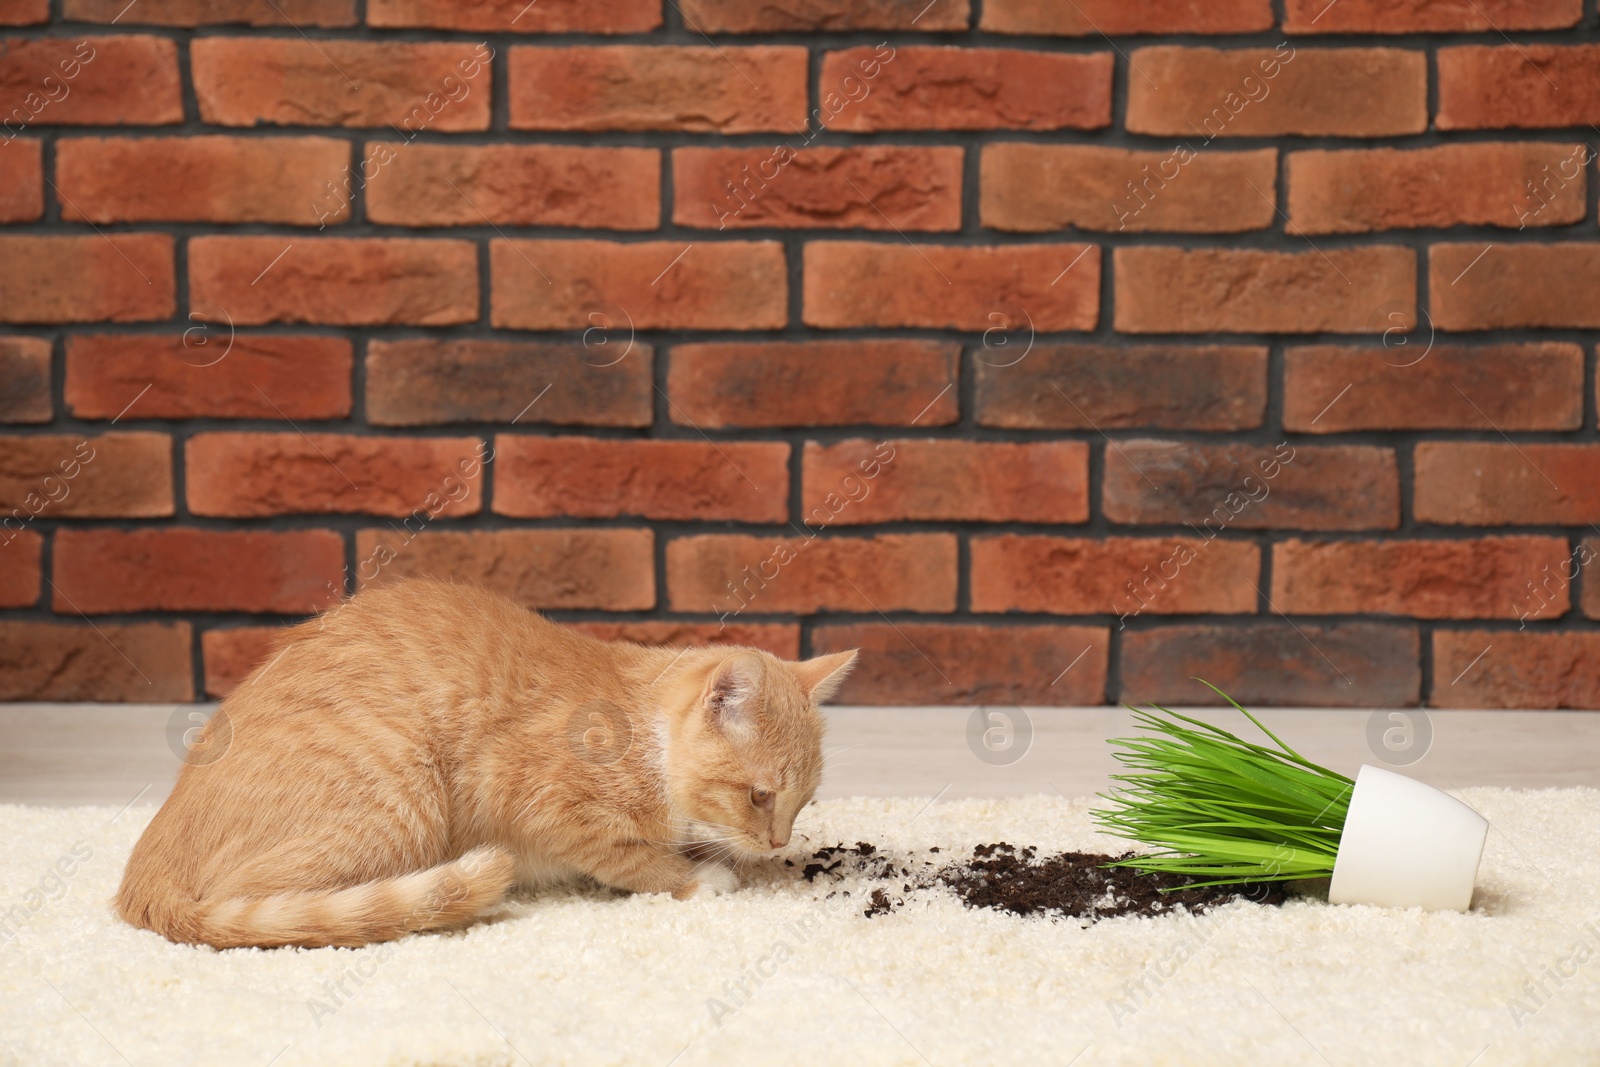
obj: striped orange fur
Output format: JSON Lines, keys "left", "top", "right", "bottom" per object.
{"left": 116, "top": 579, "right": 856, "bottom": 949}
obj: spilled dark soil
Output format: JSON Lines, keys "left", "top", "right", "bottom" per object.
{"left": 792, "top": 841, "right": 1286, "bottom": 923}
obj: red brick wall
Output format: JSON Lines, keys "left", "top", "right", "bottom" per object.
{"left": 2, "top": 1, "right": 1599, "bottom": 709}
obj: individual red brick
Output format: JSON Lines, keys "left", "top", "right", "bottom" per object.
{"left": 1286, "top": 0, "right": 1579, "bottom": 32}
{"left": 0, "top": 234, "right": 174, "bottom": 324}
{"left": 186, "top": 433, "right": 485, "bottom": 517}
{"left": 0, "top": 529, "right": 40, "bottom": 607}
{"left": 804, "top": 242, "right": 1098, "bottom": 331}
{"left": 202, "top": 626, "right": 284, "bottom": 698}
{"left": 189, "top": 236, "right": 478, "bottom": 326}
{"left": 56, "top": 136, "right": 350, "bottom": 225}
{"left": 364, "top": 144, "right": 658, "bottom": 230}
{"left": 491, "top": 240, "right": 786, "bottom": 331}
{"left": 1287, "top": 144, "right": 1587, "bottom": 234}
{"left": 1284, "top": 344, "right": 1584, "bottom": 433}
{"left": 983, "top": 0, "right": 1271, "bottom": 34}
{"left": 1104, "top": 441, "right": 1399, "bottom": 531}
{"left": 1438, "top": 45, "right": 1600, "bottom": 130}
{"left": 0, "top": 337, "right": 52, "bottom": 423}
{"left": 801, "top": 440, "right": 1088, "bottom": 525}
{"left": 566, "top": 620, "right": 800, "bottom": 661}
{"left": 64, "top": 0, "right": 355, "bottom": 23}
{"left": 1121, "top": 623, "right": 1420, "bottom": 707}
{"left": 1271, "top": 537, "right": 1568, "bottom": 619}
{"left": 981, "top": 144, "right": 1275, "bottom": 234}
{"left": 0, "top": 621, "right": 192, "bottom": 701}
{"left": 971, "top": 536, "right": 1259, "bottom": 616}
{"left": 192, "top": 39, "right": 492, "bottom": 130}
{"left": 820, "top": 47, "right": 1111, "bottom": 131}
{"left": 0, "top": 0, "right": 47, "bottom": 23}
{"left": 674, "top": 146, "right": 962, "bottom": 232}
{"left": 493, "top": 437, "right": 790, "bottom": 522}
{"left": 66, "top": 335, "right": 352, "bottom": 421}
{"left": 509, "top": 46, "right": 806, "bottom": 132}
{"left": 52, "top": 528, "right": 345, "bottom": 614}
{"left": 0, "top": 433, "right": 173, "bottom": 518}
{"left": 1415, "top": 444, "right": 1600, "bottom": 526}
{"left": 811, "top": 623, "right": 1109, "bottom": 705}
{"left": 1115, "top": 247, "right": 1415, "bottom": 334}
{"left": 369, "top": 0, "right": 660, "bottom": 31}
{"left": 1127, "top": 46, "right": 1426, "bottom": 137}
{"left": 1431, "top": 244, "right": 1600, "bottom": 330}
{"left": 975, "top": 344, "right": 1266, "bottom": 432}
{"left": 0, "top": 138, "right": 41, "bottom": 221}
{"left": 667, "top": 533, "right": 957, "bottom": 614}
{"left": 0, "top": 36, "right": 182, "bottom": 126}
{"left": 366, "top": 339, "right": 652, "bottom": 428}
{"left": 1433, "top": 631, "right": 1600, "bottom": 709}
{"left": 668, "top": 341, "right": 959, "bottom": 429}
{"left": 681, "top": 0, "right": 969, "bottom": 30}
{"left": 355, "top": 529, "right": 655, "bottom": 611}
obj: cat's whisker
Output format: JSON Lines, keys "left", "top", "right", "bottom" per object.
{"left": 710, "top": 842, "right": 750, "bottom": 865}
{"left": 685, "top": 837, "right": 746, "bottom": 851}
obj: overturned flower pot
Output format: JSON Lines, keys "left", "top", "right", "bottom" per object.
{"left": 1328, "top": 764, "right": 1488, "bottom": 913}
{"left": 1094, "top": 683, "right": 1490, "bottom": 914}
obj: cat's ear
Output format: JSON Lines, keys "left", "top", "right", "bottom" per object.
{"left": 794, "top": 649, "right": 858, "bottom": 706}
{"left": 704, "top": 651, "right": 764, "bottom": 737}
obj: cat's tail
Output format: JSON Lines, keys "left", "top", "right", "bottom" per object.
{"left": 128, "top": 846, "right": 517, "bottom": 949}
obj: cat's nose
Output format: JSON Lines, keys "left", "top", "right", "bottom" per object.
{"left": 769, "top": 833, "right": 788, "bottom": 849}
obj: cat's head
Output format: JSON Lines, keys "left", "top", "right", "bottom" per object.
{"left": 667, "top": 649, "right": 857, "bottom": 859}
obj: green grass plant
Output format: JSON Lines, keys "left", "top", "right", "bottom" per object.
{"left": 1092, "top": 681, "right": 1355, "bottom": 888}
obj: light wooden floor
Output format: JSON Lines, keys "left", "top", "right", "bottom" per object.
{"left": 2, "top": 704, "right": 1596, "bottom": 809}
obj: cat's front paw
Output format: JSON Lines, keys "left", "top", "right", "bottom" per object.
{"left": 671, "top": 863, "right": 739, "bottom": 900}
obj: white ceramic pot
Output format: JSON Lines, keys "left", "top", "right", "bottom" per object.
{"left": 1328, "top": 764, "right": 1488, "bottom": 913}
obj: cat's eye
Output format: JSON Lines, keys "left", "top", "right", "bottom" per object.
{"left": 750, "top": 787, "right": 772, "bottom": 807}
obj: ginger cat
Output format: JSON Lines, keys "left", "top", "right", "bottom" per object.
{"left": 116, "top": 579, "right": 856, "bottom": 949}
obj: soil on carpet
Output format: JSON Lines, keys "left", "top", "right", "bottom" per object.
{"left": 792, "top": 842, "right": 1286, "bottom": 923}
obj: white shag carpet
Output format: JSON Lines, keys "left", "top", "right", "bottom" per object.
{"left": 3, "top": 791, "right": 1599, "bottom": 1067}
